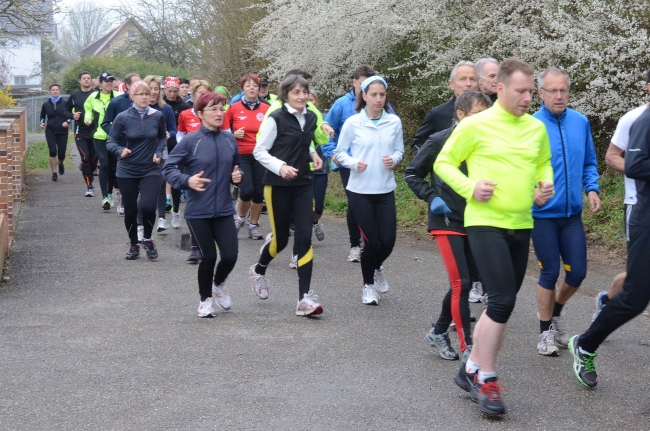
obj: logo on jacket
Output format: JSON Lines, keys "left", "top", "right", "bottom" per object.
{"left": 256, "top": 113, "right": 264, "bottom": 121}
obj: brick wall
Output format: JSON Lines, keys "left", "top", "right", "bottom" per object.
{"left": 0, "top": 107, "right": 27, "bottom": 273}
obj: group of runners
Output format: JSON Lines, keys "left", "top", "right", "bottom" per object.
{"left": 37, "top": 58, "right": 650, "bottom": 418}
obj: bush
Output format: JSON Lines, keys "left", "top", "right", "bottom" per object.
{"left": 0, "top": 86, "right": 16, "bottom": 109}
{"left": 60, "top": 56, "right": 195, "bottom": 94}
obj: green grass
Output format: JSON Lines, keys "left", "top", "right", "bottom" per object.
{"left": 25, "top": 141, "right": 51, "bottom": 170}
{"left": 325, "top": 166, "right": 627, "bottom": 253}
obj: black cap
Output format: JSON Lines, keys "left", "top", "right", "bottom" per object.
{"left": 99, "top": 72, "right": 115, "bottom": 83}
{"left": 260, "top": 76, "right": 269, "bottom": 86}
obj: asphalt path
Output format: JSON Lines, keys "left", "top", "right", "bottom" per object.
{"left": 1, "top": 150, "right": 649, "bottom": 430}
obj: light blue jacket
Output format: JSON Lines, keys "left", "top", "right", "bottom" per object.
{"left": 532, "top": 103, "right": 600, "bottom": 218}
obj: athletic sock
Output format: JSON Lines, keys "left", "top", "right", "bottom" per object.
{"left": 552, "top": 302, "right": 564, "bottom": 317}
{"left": 466, "top": 359, "right": 480, "bottom": 374}
{"left": 540, "top": 319, "right": 552, "bottom": 333}
{"left": 478, "top": 370, "right": 497, "bottom": 384}
{"left": 166, "top": 193, "right": 171, "bottom": 199}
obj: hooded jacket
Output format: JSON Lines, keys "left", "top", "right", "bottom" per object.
{"left": 163, "top": 126, "right": 240, "bottom": 219}
{"left": 532, "top": 103, "right": 600, "bottom": 218}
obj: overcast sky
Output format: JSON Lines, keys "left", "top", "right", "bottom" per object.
{"left": 55, "top": 0, "right": 122, "bottom": 30}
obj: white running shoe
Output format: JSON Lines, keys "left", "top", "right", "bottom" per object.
{"left": 101, "top": 197, "right": 111, "bottom": 210}
{"left": 538, "top": 326, "right": 560, "bottom": 356}
{"left": 592, "top": 291, "right": 607, "bottom": 322}
{"left": 198, "top": 297, "right": 215, "bottom": 318}
{"left": 313, "top": 222, "right": 324, "bottom": 241}
{"left": 362, "top": 285, "right": 380, "bottom": 305}
{"left": 469, "top": 282, "right": 483, "bottom": 303}
{"left": 552, "top": 315, "right": 570, "bottom": 348}
{"left": 259, "top": 233, "right": 273, "bottom": 255}
{"left": 212, "top": 282, "right": 232, "bottom": 311}
{"left": 347, "top": 246, "right": 361, "bottom": 262}
{"left": 289, "top": 254, "right": 298, "bottom": 269}
{"left": 374, "top": 267, "right": 390, "bottom": 293}
{"left": 172, "top": 211, "right": 182, "bottom": 228}
{"left": 296, "top": 290, "right": 323, "bottom": 316}
{"left": 114, "top": 190, "right": 124, "bottom": 214}
{"left": 234, "top": 215, "right": 245, "bottom": 231}
{"left": 157, "top": 218, "right": 169, "bottom": 232}
{"left": 249, "top": 264, "right": 269, "bottom": 299}
{"left": 108, "top": 195, "right": 114, "bottom": 208}
{"left": 248, "top": 223, "right": 263, "bottom": 239}
{"left": 137, "top": 225, "right": 144, "bottom": 242}
{"left": 85, "top": 186, "right": 94, "bottom": 197}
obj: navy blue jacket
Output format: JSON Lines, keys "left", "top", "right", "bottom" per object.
{"left": 101, "top": 93, "right": 132, "bottom": 137}
{"left": 162, "top": 126, "right": 240, "bottom": 219}
{"left": 532, "top": 103, "right": 600, "bottom": 218}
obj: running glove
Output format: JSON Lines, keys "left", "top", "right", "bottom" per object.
{"left": 430, "top": 197, "right": 452, "bottom": 216}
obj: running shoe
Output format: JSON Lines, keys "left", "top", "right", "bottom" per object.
{"left": 425, "top": 328, "right": 459, "bottom": 360}
{"left": 101, "top": 197, "right": 111, "bottom": 210}
{"left": 249, "top": 264, "right": 269, "bottom": 299}
{"left": 296, "top": 290, "right": 323, "bottom": 316}
{"left": 568, "top": 335, "right": 598, "bottom": 388}
{"left": 171, "top": 211, "right": 182, "bottom": 228}
{"left": 107, "top": 193, "right": 114, "bottom": 208}
{"left": 289, "top": 254, "right": 298, "bottom": 269}
{"left": 52, "top": 172, "right": 58, "bottom": 182}
{"left": 537, "top": 326, "right": 559, "bottom": 356}
{"left": 259, "top": 233, "right": 272, "bottom": 255}
{"left": 373, "top": 267, "right": 390, "bottom": 293}
{"left": 187, "top": 247, "right": 201, "bottom": 264}
{"left": 180, "top": 189, "right": 187, "bottom": 203}
{"left": 477, "top": 378, "right": 506, "bottom": 416}
{"left": 165, "top": 198, "right": 172, "bottom": 212}
{"left": 137, "top": 225, "right": 144, "bottom": 242}
{"left": 198, "top": 297, "right": 215, "bottom": 318}
{"left": 157, "top": 218, "right": 169, "bottom": 232}
{"left": 142, "top": 239, "right": 158, "bottom": 259}
{"left": 114, "top": 190, "right": 124, "bottom": 214}
{"left": 469, "top": 282, "right": 483, "bottom": 303}
{"left": 313, "top": 222, "right": 325, "bottom": 241}
{"left": 454, "top": 363, "right": 479, "bottom": 402}
{"left": 552, "top": 315, "right": 570, "bottom": 348}
{"left": 592, "top": 291, "right": 608, "bottom": 322}
{"left": 58, "top": 163, "right": 64, "bottom": 175}
{"left": 126, "top": 244, "right": 140, "bottom": 260}
{"left": 212, "top": 282, "right": 232, "bottom": 311}
{"left": 347, "top": 246, "right": 361, "bottom": 262}
{"left": 462, "top": 345, "right": 473, "bottom": 363}
{"left": 248, "top": 223, "right": 263, "bottom": 240}
{"left": 234, "top": 216, "right": 245, "bottom": 231}
{"left": 362, "top": 285, "right": 380, "bottom": 305}
{"left": 85, "top": 186, "right": 94, "bottom": 197}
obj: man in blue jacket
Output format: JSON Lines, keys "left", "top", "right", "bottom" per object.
{"left": 532, "top": 67, "right": 601, "bottom": 357}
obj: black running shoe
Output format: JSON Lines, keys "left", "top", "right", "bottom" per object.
{"left": 59, "top": 163, "right": 64, "bottom": 175}
{"left": 126, "top": 244, "right": 140, "bottom": 260}
{"left": 187, "top": 247, "right": 201, "bottom": 264}
{"left": 454, "top": 363, "right": 479, "bottom": 402}
{"left": 52, "top": 172, "right": 58, "bottom": 182}
{"left": 142, "top": 240, "right": 158, "bottom": 259}
{"left": 568, "top": 335, "right": 598, "bottom": 388}
{"left": 477, "top": 377, "right": 506, "bottom": 416}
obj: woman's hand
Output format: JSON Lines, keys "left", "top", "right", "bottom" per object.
{"left": 382, "top": 155, "right": 393, "bottom": 169}
{"left": 312, "top": 154, "right": 323, "bottom": 170}
{"left": 188, "top": 171, "right": 211, "bottom": 191}
{"left": 321, "top": 123, "right": 335, "bottom": 138}
{"left": 234, "top": 127, "right": 245, "bottom": 139}
{"left": 279, "top": 164, "right": 299, "bottom": 179}
{"left": 152, "top": 154, "right": 161, "bottom": 164}
{"left": 231, "top": 165, "right": 242, "bottom": 184}
{"left": 357, "top": 161, "right": 367, "bottom": 173}
{"left": 39, "top": 123, "right": 45, "bottom": 129}
{"left": 121, "top": 148, "right": 132, "bottom": 158}
{"left": 62, "top": 122, "right": 69, "bottom": 129}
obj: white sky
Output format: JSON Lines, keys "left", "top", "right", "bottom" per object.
{"left": 55, "top": 0, "right": 123, "bottom": 30}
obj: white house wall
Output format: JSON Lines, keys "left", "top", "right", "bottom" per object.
{"left": 1, "top": 35, "right": 42, "bottom": 86}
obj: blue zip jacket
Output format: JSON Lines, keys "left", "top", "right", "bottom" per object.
{"left": 532, "top": 103, "right": 599, "bottom": 218}
{"left": 162, "top": 126, "right": 240, "bottom": 219}
{"left": 101, "top": 93, "right": 132, "bottom": 137}
{"left": 323, "top": 90, "right": 395, "bottom": 160}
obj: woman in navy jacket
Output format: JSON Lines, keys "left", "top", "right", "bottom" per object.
{"left": 163, "top": 92, "right": 243, "bottom": 318}
{"left": 40, "top": 84, "right": 70, "bottom": 181}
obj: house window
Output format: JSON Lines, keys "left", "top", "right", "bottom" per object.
{"left": 127, "top": 29, "right": 136, "bottom": 39}
{"left": 14, "top": 76, "right": 26, "bottom": 85}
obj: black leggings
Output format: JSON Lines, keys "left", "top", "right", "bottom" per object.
{"left": 339, "top": 168, "right": 361, "bottom": 247}
{"left": 466, "top": 227, "right": 530, "bottom": 324}
{"left": 257, "top": 184, "right": 314, "bottom": 299}
{"left": 119, "top": 175, "right": 162, "bottom": 245}
{"left": 579, "top": 221, "right": 650, "bottom": 353}
{"left": 433, "top": 234, "right": 476, "bottom": 351}
{"left": 46, "top": 130, "right": 68, "bottom": 160}
{"left": 348, "top": 191, "right": 396, "bottom": 286}
{"left": 94, "top": 139, "right": 118, "bottom": 198}
{"left": 187, "top": 217, "right": 238, "bottom": 301}
{"left": 313, "top": 173, "right": 327, "bottom": 217}
{"left": 75, "top": 133, "right": 96, "bottom": 187}
{"left": 238, "top": 154, "right": 265, "bottom": 203}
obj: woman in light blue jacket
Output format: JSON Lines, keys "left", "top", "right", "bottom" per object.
{"left": 334, "top": 76, "right": 404, "bottom": 306}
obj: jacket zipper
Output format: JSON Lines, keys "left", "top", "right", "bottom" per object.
{"left": 556, "top": 116, "right": 569, "bottom": 217}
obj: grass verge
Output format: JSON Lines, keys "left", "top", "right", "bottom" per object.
{"left": 25, "top": 136, "right": 76, "bottom": 171}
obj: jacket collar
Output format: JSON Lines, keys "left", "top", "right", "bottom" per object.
{"left": 199, "top": 124, "right": 221, "bottom": 136}
{"left": 358, "top": 107, "right": 388, "bottom": 126}
{"left": 539, "top": 102, "right": 567, "bottom": 121}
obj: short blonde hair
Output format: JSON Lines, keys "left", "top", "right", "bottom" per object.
{"left": 143, "top": 75, "right": 165, "bottom": 108}
{"left": 191, "top": 80, "right": 213, "bottom": 97}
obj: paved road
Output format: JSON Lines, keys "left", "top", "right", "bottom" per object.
{"left": 1, "top": 152, "right": 648, "bottom": 430}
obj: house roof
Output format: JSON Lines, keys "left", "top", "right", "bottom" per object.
{"left": 79, "top": 18, "right": 144, "bottom": 57}
{"left": 0, "top": 0, "right": 55, "bottom": 35}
